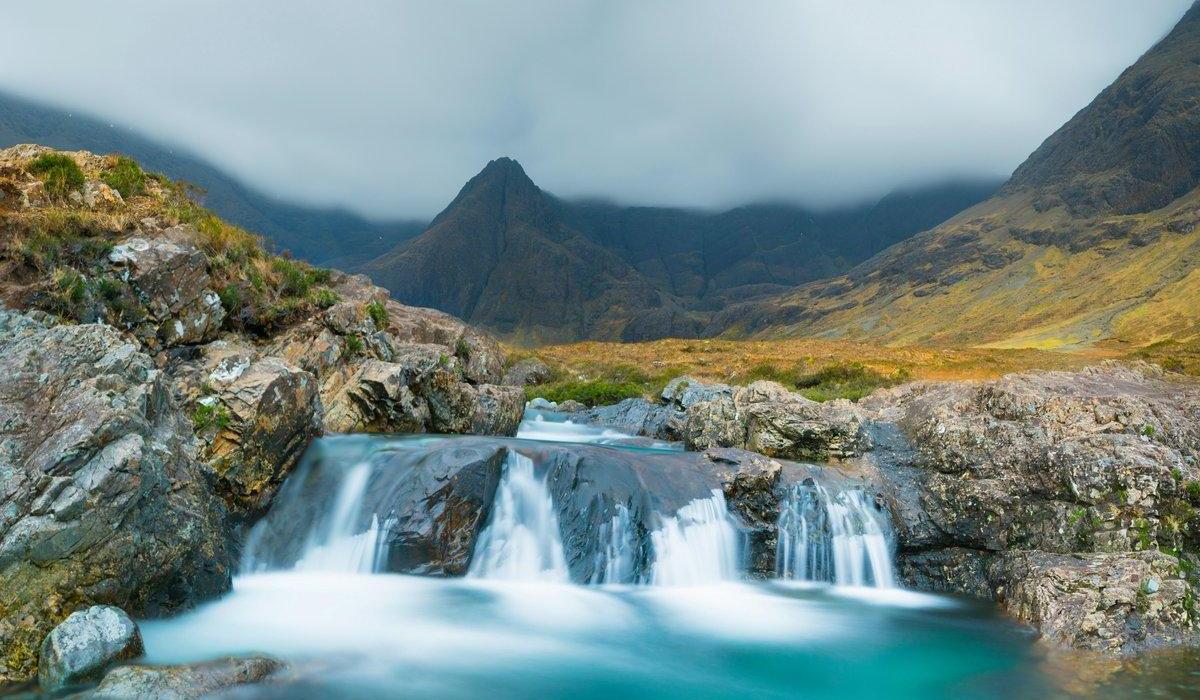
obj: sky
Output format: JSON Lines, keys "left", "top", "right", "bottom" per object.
{"left": 0, "top": 1, "right": 1191, "bottom": 219}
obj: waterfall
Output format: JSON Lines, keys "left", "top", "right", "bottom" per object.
{"left": 467, "top": 451, "right": 570, "bottom": 582}
{"left": 244, "top": 460, "right": 386, "bottom": 573}
{"left": 650, "top": 490, "right": 741, "bottom": 586}
{"left": 590, "top": 504, "right": 637, "bottom": 584}
{"left": 775, "top": 483, "right": 895, "bottom": 588}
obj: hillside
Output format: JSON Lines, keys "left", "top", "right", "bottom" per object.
{"left": 361, "top": 157, "right": 997, "bottom": 342}
{"left": 711, "top": 4, "right": 1200, "bottom": 350}
{"left": 0, "top": 90, "right": 425, "bottom": 266}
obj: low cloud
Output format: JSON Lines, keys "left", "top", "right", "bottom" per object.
{"left": 0, "top": 0, "right": 1189, "bottom": 218}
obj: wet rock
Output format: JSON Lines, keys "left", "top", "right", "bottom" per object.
{"left": 87, "top": 655, "right": 283, "bottom": 699}
{"left": 577, "top": 398, "right": 685, "bottom": 441}
{"left": 38, "top": 606, "right": 143, "bottom": 692}
{"left": 0, "top": 310, "right": 231, "bottom": 684}
{"left": 556, "top": 399, "right": 586, "bottom": 413}
{"left": 502, "top": 357, "right": 552, "bottom": 387}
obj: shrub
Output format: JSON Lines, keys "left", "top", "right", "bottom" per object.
{"left": 366, "top": 299, "right": 388, "bottom": 329}
{"left": 28, "top": 153, "right": 84, "bottom": 199}
{"left": 312, "top": 287, "right": 339, "bottom": 308}
{"left": 193, "top": 403, "right": 231, "bottom": 433}
{"left": 526, "top": 379, "right": 644, "bottom": 408}
{"left": 99, "top": 156, "right": 146, "bottom": 198}
{"left": 794, "top": 362, "right": 910, "bottom": 402}
{"left": 342, "top": 334, "right": 365, "bottom": 359}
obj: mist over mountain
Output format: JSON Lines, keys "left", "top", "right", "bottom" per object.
{"left": 0, "top": 90, "right": 425, "bottom": 267}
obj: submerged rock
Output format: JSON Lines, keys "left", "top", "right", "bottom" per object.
{"left": 0, "top": 310, "right": 231, "bottom": 684}
{"left": 86, "top": 655, "right": 283, "bottom": 699}
{"left": 38, "top": 606, "right": 143, "bottom": 692}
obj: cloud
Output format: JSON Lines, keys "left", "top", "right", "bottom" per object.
{"left": 0, "top": 0, "right": 1190, "bottom": 218}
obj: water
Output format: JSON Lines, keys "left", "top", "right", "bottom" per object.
{"left": 650, "top": 490, "right": 741, "bottom": 586}
{"left": 517, "top": 408, "right": 680, "bottom": 450}
{"left": 467, "top": 452, "right": 569, "bottom": 582}
{"left": 134, "top": 412, "right": 1171, "bottom": 698}
{"left": 776, "top": 483, "right": 895, "bottom": 587}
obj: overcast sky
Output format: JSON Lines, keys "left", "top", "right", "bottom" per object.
{"left": 0, "top": 1, "right": 1191, "bottom": 219}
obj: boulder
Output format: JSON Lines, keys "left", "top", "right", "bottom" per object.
{"left": 456, "top": 327, "right": 505, "bottom": 384}
{"left": 106, "top": 230, "right": 225, "bottom": 348}
{"left": 82, "top": 180, "right": 123, "bottom": 210}
{"left": 577, "top": 398, "right": 685, "bottom": 441}
{"left": 471, "top": 385, "right": 525, "bottom": 436}
{"left": 660, "top": 375, "right": 732, "bottom": 411}
{"left": 87, "top": 655, "right": 283, "bottom": 699}
{"left": 502, "top": 357, "right": 552, "bottom": 387}
{"left": 38, "top": 606, "right": 143, "bottom": 692}
{"left": 170, "top": 342, "right": 322, "bottom": 517}
{"left": 0, "top": 310, "right": 231, "bottom": 684}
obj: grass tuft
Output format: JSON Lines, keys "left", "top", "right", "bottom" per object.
{"left": 99, "top": 156, "right": 146, "bottom": 198}
{"left": 27, "top": 153, "right": 84, "bottom": 199}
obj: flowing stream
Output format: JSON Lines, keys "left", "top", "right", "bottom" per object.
{"left": 140, "top": 411, "right": 1082, "bottom": 698}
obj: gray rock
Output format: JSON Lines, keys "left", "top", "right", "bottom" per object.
{"left": 0, "top": 311, "right": 231, "bottom": 684}
{"left": 556, "top": 399, "right": 586, "bottom": 413}
{"left": 88, "top": 655, "right": 283, "bottom": 699}
{"left": 661, "top": 375, "right": 732, "bottom": 410}
{"left": 576, "top": 398, "right": 685, "bottom": 441}
{"left": 38, "top": 606, "right": 143, "bottom": 691}
{"left": 502, "top": 357, "right": 552, "bottom": 387}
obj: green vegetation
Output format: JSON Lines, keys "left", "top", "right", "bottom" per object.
{"left": 312, "top": 287, "right": 339, "bottom": 309}
{"left": 794, "top": 362, "right": 911, "bottom": 402}
{"left": 193, "top": 402, "right": 231, "bottom": 433}
{"left": 27, "top": 153, "right": 84, "bottom": 199}
{"left": 455, "top": 337, "right": 471, "bottom": 357}
{"left": 342, "top": 334, "right": 365, "bottom": 359}
{"left": 99, "top": 156, "right": 146, "bottom": 198}
{"left": 366, "top": 299, "right": 388, "bottom": 330}
{"left": 526, "top": 379, "right": 645, "bottom": 408}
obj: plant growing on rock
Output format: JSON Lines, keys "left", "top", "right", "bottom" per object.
{"left": 27, "top": 153, "right": 84, "bottom": 198}
{"left": 99, "top": 156, "right": 146, "bottom": 198}
{"left": 366, "top": 299, "right": 388, "bottom": 330}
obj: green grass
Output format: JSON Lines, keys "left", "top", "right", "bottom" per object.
{"left": 311, "top": 287, "right": 339, "bottom": 309}
{"left": 27, "top": 153, "right": 84, "bottom": 199}
{"left": 525, "top": 379, "right": 645, "bottom": 408}
{"left": 794, "top": 362, "right": 911, "bottom": 402}
{"left": 366, "top": 299, "right": 388, "bottom": 330}
{"left": 193, "top": 403, "right": 231, "bottom": 433}
{"left": 99, "top": 156, "right": 146, "bottom": 198}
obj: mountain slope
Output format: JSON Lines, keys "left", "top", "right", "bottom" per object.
{"left": 0, "top": 90, "right": 425, "bottom": 266}
{"left": 362, "top": 157, "right": 997, "bottom": 341}
{"left": 360, "top": 158, "right": 697, "bottom": 343}
{"left": 712, "top": 3, "right": 1200, "bottom": 349}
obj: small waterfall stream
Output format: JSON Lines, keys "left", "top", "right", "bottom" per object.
{"left": 467, "top": 452, "right": 570, "bottom": 582}
{"left": 775, "top": 483, "right": 895, "bottom": 587}
{"left": 649, "top": 490, "right": 741, "bottom": 586}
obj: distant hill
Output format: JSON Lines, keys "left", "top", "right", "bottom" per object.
{"left": 710, "top": 2, "right": 1200, "bottom": 349}
{"left": 0, "top": 91, "right": 425, "bottom": 266}
{"left": 360, "top": 157, "right": 998, "bottom": 342}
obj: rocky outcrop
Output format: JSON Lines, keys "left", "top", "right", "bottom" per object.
{"left": 572, "top": 362, "right": 1200, "bottom": 652}
{"left": 85, "top": 655, "right": 283, "bottom": 699}
{"left": 38, "top": 606, "right": 143, "bottom": 692}
{"left": 501, "top": 357, "right": 552, "bottom": 387}
{"left": 0, "top": 311, "right": 231, "bottom": 684}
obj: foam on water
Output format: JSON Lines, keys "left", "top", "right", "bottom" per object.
{"left": 649, "top": 490, "right": 741, "bottom": 586}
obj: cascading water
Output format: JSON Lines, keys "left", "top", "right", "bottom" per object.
{"left": 590, "top": 504, "right": 638, "bottom": 584}
{"left": 649, "top": 490, "right": 741, "bottom": 586}
{"left": 775, "top": 483, "right": 895, "bottom": 587}
{"left": 467, "top": 451, "right": 570, "bottom": 582}
{"left": 243, "top": 460, "right": 385, "bottom": 574}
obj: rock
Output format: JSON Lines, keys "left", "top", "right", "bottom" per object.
{"left": 556, "top": 399, "right": 586, "bottom": 413}
{"left": 577, "top": 398, "right": 685, "bottom": 441}
{"left": 322, "top": 356, "right": 437, "bottom": 434}
{"left": 0, "top": 310, "right": 231, "bottom": 684}
{"left": 88, "top": 655, "right": 283, "bottom": 699}
{"left": 38, "top": 606, "right": 143, "bottom": 691}
{"left": 989, "top": 551, "right": 1193, "bottom": 653}
{"left": 502, "top": 357, "right": 552, "bottom": 387}
{"left": 82, "top": 180, "right": 123, "bottom": 210}
{"left": 456, "top": 328, "right": 505, "bottom": 384}
{"left": 471, "top": 384, "right": 525, "bottom": 435}
{"left": 661, "top": 375, "right": 732, "bottom": 411}
{"left": 106, "top": 231, "right": 225, "bottom": 348}
{"left": 170, "top": 342, "right": 322, "bottom": 517}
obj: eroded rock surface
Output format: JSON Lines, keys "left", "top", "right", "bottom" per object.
{"left": 0, "top": 311, "right": 231, "bottom": 683}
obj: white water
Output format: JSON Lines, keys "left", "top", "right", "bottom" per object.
{"left": 776, "top": 484, "right": 895, "bottom": 587}
{"left": 516, "top": 409, "right": 680, "bottom": 450}
{"left": 590, "top": 504, "right": 637, "bottom": 584}
{"left": 467, "top": 452, "right": 570, "bottom": 582}
{"left": 650, "top": 490, "right": 741, "bottom": 586}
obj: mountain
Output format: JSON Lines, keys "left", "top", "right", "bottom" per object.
{"left": 711, "top": 3, "right": 1200, "bottom": 349}
{"left": 0, "top": 90, "right": 425, "bottom": 266}
{"left": 361, "top": 158, "right": 998, "bottom": 342}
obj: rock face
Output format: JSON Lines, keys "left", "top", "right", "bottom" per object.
{"left": 0, "top": 311, "right": 231, "bottom": 683}
{"left": 87, "top": 655, "right": 283, "bottom": 699}
{"left": 501, "top": 357, "right": 552, "bottom": 387}
{"left": 38, "top": 606, "right": 144, "bottom": 691}
{"left": 571, "top": 363, "right": 1200, "bottom": 652}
